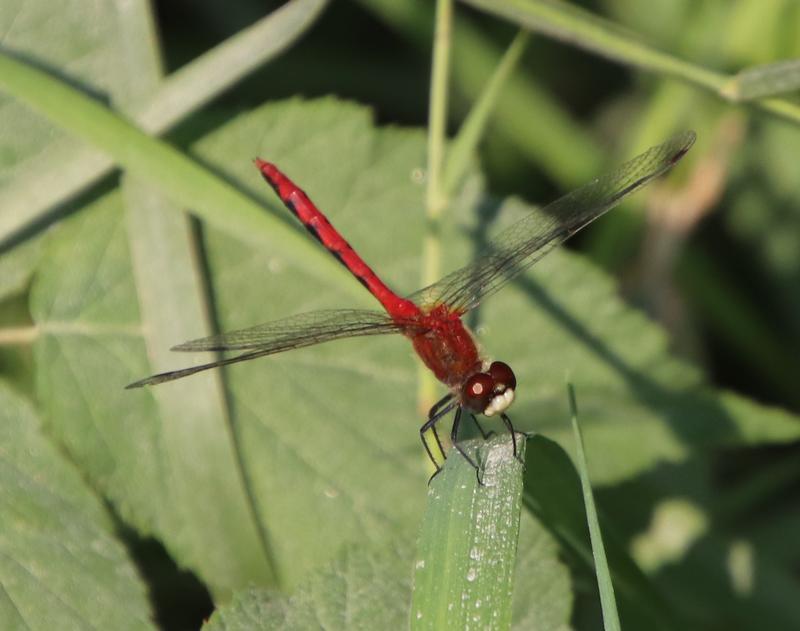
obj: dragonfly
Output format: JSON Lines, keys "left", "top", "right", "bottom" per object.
{"left": 128, "top": 130, "right": 695, "bottom": 481}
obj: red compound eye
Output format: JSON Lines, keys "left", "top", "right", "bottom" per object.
{"left": 489, "top": 361, "right": 516, "bottom": 390}
{"left": 462, "top": 372, "right": 494, "bottom": 413}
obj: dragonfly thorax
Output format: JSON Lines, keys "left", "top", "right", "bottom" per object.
{"left": 462, "top": 361, "right": 517, "bottom": 417}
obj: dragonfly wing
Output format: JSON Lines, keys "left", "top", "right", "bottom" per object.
{"left": 409, "top": 131, "right": 695, "bottom": 313}
{"left": 126, "top": 309, "right": 408, "bottom": 388}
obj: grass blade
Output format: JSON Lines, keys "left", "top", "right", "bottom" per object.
{"left": 522, "top": 435, "right": 678, "bottom": 630}
{"left": 0, "top": 0, "right": 329, "bottom": 246}
{"left": 567, "top": 381, "right": 621, "bottom": 631}
{"left": 443, "top": 30, "right": 530, "bottom": 196}
{"left": 0, "top": 50, "right": 358, "bottom": 295}
{"left": 412, "top": 435, "right": 525, "bottom": 630}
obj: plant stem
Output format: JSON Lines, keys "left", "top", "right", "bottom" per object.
{"left": 418, "top": 0, "right": 454, "bottom": 437}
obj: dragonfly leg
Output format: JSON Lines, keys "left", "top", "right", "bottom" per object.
{"left": 451, "top": 407, "right": 484, "bottom": 486}
{"left": 428, "top": 393, "right": 455, "bottom": 421}
{"left": 501, "top": 413, "right": 526, "bottom": 465}
{"left": 420, "top": 396, "right": 457, "bottom": 485}
{"left": 469, "top": 413, "right": 495, "bottom": 440}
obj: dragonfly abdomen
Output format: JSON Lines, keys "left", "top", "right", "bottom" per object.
{"left": 256, "top": 159, "right": 418, "bottom": 319}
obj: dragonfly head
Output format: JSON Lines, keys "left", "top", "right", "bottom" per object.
{"left": 462, "top": 361, "right": 517, "bottom": 417}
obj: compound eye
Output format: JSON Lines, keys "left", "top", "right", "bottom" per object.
{"left": 489, "top": 361, "right": 516, "bottom": 390}
{"left": 462, "top": 372, "right": 494, "bottom": 413}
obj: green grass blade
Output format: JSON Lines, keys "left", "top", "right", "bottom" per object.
{"left": 359, "top": 0, "right": 603, "bottom": 186}
{"left": 522, "top": 435, "right": 678, "bottom": 630}
{"left": 567, "top": 382, "right": 621, "bottom": 631}
{"left": 135, "top": 0, "right": 329, "bottom": 131}
{"left": 0, "top": 50, "right": 358, "bottom": 296}
{"left": 443, "top": 30, "right": 530, "bottom": 196}
{"left": 0, "top": 0, "right": 329, "bottom": 246}
{"left": 412, "top": 435, "right": 526, "bottom": 630}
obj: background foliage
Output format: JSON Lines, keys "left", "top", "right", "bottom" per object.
{"left": 1, "top": 0, "right": 800, "bottom": 629}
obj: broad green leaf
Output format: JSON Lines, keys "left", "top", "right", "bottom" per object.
{"left": 472, "top": 195, "right": 800, "bottom": 485}
{"left": 32, "top": 100, "right": 433, "bottom": 593}
{"left": 192, "top": 100, "right": 433, "bottom": 587}
{"left": 0, "top": 382, "right": 153, "bottom": 630}
{"left": 511, "top": 512, "right": 572, "bottom": 631}
{"left": 0, "top": 239, "right": 40, "bottom": 301}
{"left": 203, "top": 543, "right": 413, "bottom": 630}
{"left": 411, "top": 436, "right": 525, "bottom": 630}
{"left": 29, "top": 188, "right": 276, "bottom": 594}
{"left": 29, "top": 98, "right": 800, "bottom": 601}
{"left": 116, "top": 0, "right": 276, "bottom": 597}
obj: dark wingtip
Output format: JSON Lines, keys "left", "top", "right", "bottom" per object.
{"left": 669, "top": 130, "right": 697, "bottom": 164}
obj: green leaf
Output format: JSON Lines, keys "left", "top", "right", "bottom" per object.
{"left": 511, "top": 513, "right": 573, "bottom": 630}
{"left": 32, "top": 99, "right": 433, "bottom": 593}
{"left": 0, "top": 382, "right": 153, "bottom": 630}
{"left": 411, "top": 435, "right": 525, "bottom": 630}
{"left": 203, "top": 543, "right": 414, "bottom": 630}
{"left": 567, "top": 383, "right": 620, "bottom": 631}
{"left": 723, "top": 59, "right": 800, "bottom": 101}
{"left": 465, "top": 195, "right": 800, "bottom": 485}
{"left": 116, "top": 0, "right": 278, "bottom": 597}
{"left": 0, "top": 239, "right": 40, "bottom": 302}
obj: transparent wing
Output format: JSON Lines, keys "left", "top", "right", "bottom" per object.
{"left": 409, "top": 131, "right": 696, "bottom": 313}
{"left": 126, "top": 309, "right": 410, "bottom": 388}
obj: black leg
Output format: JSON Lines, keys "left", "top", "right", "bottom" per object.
{"left": 420, "top": 398, "right": 457, "bottom": 484}
{"left": 425, "top": 393, "right": 453, "bottom": 460}
{"left": 470, "top": 413, "right": 495, "bottom": 440}
{"left": 451, "top": 407, "right": 484, "bottom": 486}
{"left": 501, "top": 413, "right": 525, "bottom": 465}
{"left": 428, "top": 393, "right": 455, "bottom": 419}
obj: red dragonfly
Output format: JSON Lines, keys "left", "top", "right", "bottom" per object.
{"left": 128, "top": 131, "right": 695, "bottom": 479}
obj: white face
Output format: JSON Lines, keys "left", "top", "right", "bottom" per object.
{"left": 483, "top": 387, "right": 515, "bottom": 417}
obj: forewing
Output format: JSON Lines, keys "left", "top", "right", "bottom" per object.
{"left": 126, "top": 309, "right": 408, "bottom": 388}
{"left": 410, "top": 131, "right": 696, "bottom": 313}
